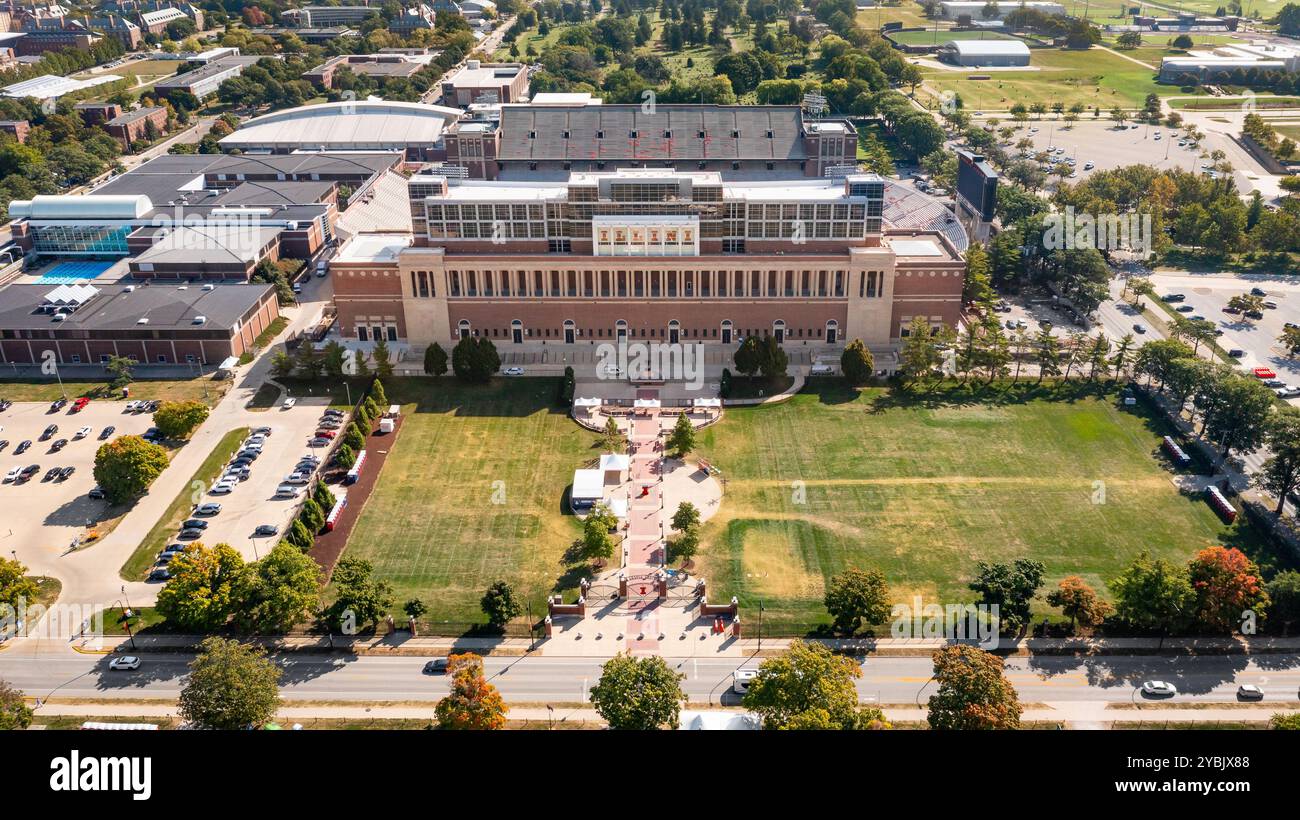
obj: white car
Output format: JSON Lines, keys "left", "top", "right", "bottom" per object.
{"left": 75, "top": 426, "right": 92, "bottom": 439}
{"left": 274, "top": 486, "right": 303, "bottom": 499}
{"left": 210, "top": 479, "right": 236, "bottom": 495}
{"left": 283, "top": 472, "right": 309, "bottom": 485}
{"left": 108, "top": 656, "right": 141, "bottom": 671}
{"left": 281, "top": 398, "right": 297, "bottom": 410}
{"left": 1141, "top": 680, "right": 1177, "bottom": 697}
{"left": 1237, "top": 684, "right": 1264, "bottom": 700}
{"left": 3, "top": 466, "right": 19, "bottom": 482}
{"left": 124, "top": 400, "right": 139, "bottom": 412}
{"left": 502, "top": 367, "right": 524, "bottom": 376}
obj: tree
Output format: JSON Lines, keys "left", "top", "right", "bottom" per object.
{"left": 733, "top": 335, "right": 762, "bottom": 379}
{"left": 926, "top": 644, "right": 1022, "bottom": 730}
{"left": 1256, "top": 407, "right": 1300, "bottom": 514}
{"left": 1108, "top": 551, "right": 1195, "bottom": 633}
{"left": 270, "top": 349, "right": 294, "bottom": 380}
{"left": 480, "top": 579, "right": 522, "bottom": 629}
{"left": 968, "top": 559, "right": 1045, "bottom": 632}
{"left": 0, "top": 678, "right": 33, "bottom": 730}
{"left": 1266, "top": 571, "right": 1300, "bottom": 635}
{"left": 901, "top": 317, "right": 941, "bottom": 386}
{"left": 152, "top": 399, "right": 209, "bottom": 440}
{"left": 451, "top": 334, "right": 497, "bottom": 382}
{"left": 1200, "top": 372, "right": 1275, "bottom": 458}
{"left": 666, "top": 412, "right": 695, "bottom": 458}
{"left": 233, "top": 543, "right": 322, "bottom": 634}
{"left": 404, "top": 598, "right": 428, "bottom": 622}
{"left": 758, "top": 337, "right": 786, "bottom": 382}
{"left": 1187, "top": 546, "right": 1269, "bottom": 633}
{"left": 670, "top": 501, "right": 700, "bottom": 534}
{"left": 580, "top": 504, "right": 617, "bottom": 562}
{"left": 601, "top": 415, "right": 625, "bottom": 451}
{"left": 155, "top": 542, "right": 246, "bottom": 631}
{"left": 0, "top": 556, "right": 39, "bottom": 610}
{"left": 436, "top": 653, "right": 508, "bottom": 729}
{"left": 321, "top": 341, "right": 348, "bottom": 378}
{"left": 962, "top": 243, "right": 994, "bottom": 306}
{"left": 589, "top": 653, "right": 685, "bottom": 729}
{"left": 824, "top": 568, "right": 891, "bottom": 636}
{"left": 325, "top": 557, "right": 393, "bottom": 632}
{"left": 105, "top": 355, "right": 134, "bottom": 392}
{"left": 1282, "top": 326, "right": 1300, "bottom": 357}
{"left": 424, "top": 341, "right": 448, "bottom": 376}
{"left": 178, "top": 637, "right": 281, "bottom": 729}
{"left": 294, "top": 341, "right": 321, "bottom": 379}
{"left": 1269, "top": 712, "right": 1300, "bottom": 730}
{"left": 1045, "top": 576, "right": 1112, "bottom": 630}
{"left": 368, "top": 378, "right": 388, "bottom": 408}
{"left": 742, "top": 640, "right": 877, "bottom": 729}
{"left": 371, "top": 336, "right": 395, "bottom": 378}
{"left": 840, "top": 338, "right": 874, "bottom": 386}
{"left": 93, "top": 435, "right": 169, "bottom": 505}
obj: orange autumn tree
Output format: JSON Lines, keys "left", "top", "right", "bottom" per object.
{"left": 435, "top": 653, "right": 508, "bottom": 730}
{"left": 1187, "top": 546, "right": 1270, "bottom": 633}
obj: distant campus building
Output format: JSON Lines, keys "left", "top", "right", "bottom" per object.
{"left": 938, "top": 39, "right": 1031, "bottom": 67}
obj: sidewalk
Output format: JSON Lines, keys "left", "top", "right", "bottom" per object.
{"left": 25, "top": 700, "right": 1286, "bottom": 728}
{"left": 64, "top": 632, "right": 1300, "bottom": 658}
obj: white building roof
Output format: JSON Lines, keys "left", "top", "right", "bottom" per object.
{"left": 679, "top": 711, "right": 761, "bottom": 730}
{"left": 572, "top": 468, "right": 604, "bottom": 500}
{"left": 529, "top": 92, "right": 600, "bottom": 106}
{"left": 333, "top": 233, "right": 414, "bottom": 263}
{"left": 8, "top": 194, "right": 151, "bottom": 220}
{"left": 945, "top": 40, "right": 1032, "bottom": 57}
{"left": 220, "top": 100, "right": 463, "bottom": 150}
{"left": 2, "top": 74, "right": 123, "bottom": 100}
{"left": 141, "top": 7, "right": 187, "bottom": 25}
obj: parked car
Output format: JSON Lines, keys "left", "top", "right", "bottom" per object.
{"left": 251, "top": 426, "right": 273, "bottom": 436}
{"left": 1251, "top": 287, "right": 1268, "bottom": 296}
{"left": 1133, "top": 324, "right": 1146, "bottom": 334}
{"left": 274, "top": 486, "right": 303, "bottom": 499}
{"left": 58, "top": 466, "right": 74, "bottom": 481}
{"left": 1228, "top": 349, "right": 1245, "bottom": 358}
{"left": 88, "top": 485, "right": 105, "bottom": 500}
{"left": 1141, "top": 680, "right": 1177, "bottom": 697}
{"left": 1245, "top": 309, "right": 1265, "bottom": 320}
{"left": 42, "top": 467, "right": 60, "bottom": 482}
{"left": 50, "top": 398, "right": 67, "bottom": 412}
{"left": 14, "top": 440, "right": 29, "bottom": 454}
{"left": 148, "top": 567, "right": 171, "bottom": 582}
{"left": 254, "top": 524, "right": 278, "bottom": 537}
{"left": 210, "top": 480, "right": 235, "bottom": 495}
{"left": 502, "top": 366, "right": 525, "bottom": 376}
{"left": 195, "top": 502, "right": 222, "bottom": 516}
{"left": 50, "top": 438, "right": 67, "bottom": 452}
{"left": 1264, "top": 301, "right": 1279, "bottom": 309}
{"left": 283, "top": 472, "right": 310, "bottom": 485}
{"left": 177, "top": 528, "right": 204, "bottom": 540}
{"left": 74, "top": 426, "right": 91, "bottom": 439}
{"left": 99, "top": 426, "right": 115, "bottom": 440}
{"left": 282, "top": 398, "right": 297, "bottom": 410}
{"left": 71, "top": 397, "right": 89, "bottom": 412}
{"left": 309, "top": 437, "right": 330, "bottom": 448}
{"left": 3, "top": 467, "right": 19, "bottom": 482}
{"left": 314, "top": 430, "right": 337, "bottom": 439}
{"left": 1175, "top": 304, "right": 1195, "bottom": 313}
{"left": 0, "top": 440, "right": 7, "bottom": 453}
{"left": 40, "top": 424, "right": 57, "bottom": 440}
{"left": 1161, "top": 293, "right": 1186, "bottom": 302}
{"left": 181, "top": 518, "right": 208, "bottom": 530}
{"left": 141, "top": 428, "right": 162, "bottom": 442}
{"left": 18, "top": 464, "right": 38, "bottom": 482}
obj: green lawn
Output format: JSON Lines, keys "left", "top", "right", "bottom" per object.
{"left": 920, "top": 46, "right": 1195, "bottom": 112}
{"left": 0, "top": 375, "right": 226, "bottom": 405}
{"left": 119, "top": 426, "right": 250, "bottom": 581}
{"left": 692, "top": 380, "right": 1278, "bottom": 634}
{"left": 337, "top": 378, "right": 591, "bottom": 626}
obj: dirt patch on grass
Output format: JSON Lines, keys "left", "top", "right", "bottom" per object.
{"left": 740, "top": 529, "right": 824, "bottom": 599}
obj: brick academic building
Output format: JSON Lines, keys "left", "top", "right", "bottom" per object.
{"left": 330, "top": 163, "right": 968, "bottom": 354}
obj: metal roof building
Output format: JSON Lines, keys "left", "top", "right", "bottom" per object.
{"left": 938, "top": 39, "right": 1031, "bottom": 67}
{"left": 218, "top": 100, "right": 463, "bottom": 160}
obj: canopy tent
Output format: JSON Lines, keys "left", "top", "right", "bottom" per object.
{"left": 571, "top": 468, "right": 605, "bottom": 512}
{"left": 678, "top": 711, "right": 760, "bottom": 730}
{"left": 573, "top": 397, "right": 602, "bottom": 407}
{"left": 693, "top": 397, "right": 722, "bottom": 408}
{"left": 599, "top": 453, "right": 630, "bottom": 472}
{"left": 608, "top": 497, "right": 629, "bottom": 519}
{"left": 633, "top": 398, "right": 661, "bottom": 409}
{"left": 573, "top": 396, "right": 602, "bottom": 420}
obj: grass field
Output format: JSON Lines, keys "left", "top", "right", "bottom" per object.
{"left": 692, "top": 381, "right": 1280, "bottom": 634}
{"left": 888, "top": 29, "right": 1015, "bottom": 46}
{"left": 0, "top": 375, "right": 226, "bottom": 405}
{"left": 337, "top": 378, "right": 591, "bottom": 625}
{"left": 919, "top": 46, "right": 1201, "bottom": 112}
{"left": 119, "top": 426, "right": 249, "bottom": 581}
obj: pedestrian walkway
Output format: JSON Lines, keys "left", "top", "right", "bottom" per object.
{"left": 624, "top": 393, "right": 666, "bottom": 655}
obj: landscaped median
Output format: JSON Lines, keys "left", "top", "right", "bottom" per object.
{"left": 119, "top": 426, "right": 250, "bottom": 581}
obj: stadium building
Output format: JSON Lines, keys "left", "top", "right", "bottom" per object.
{"left": 329, "top": 167, "right": 967, "bottom": 358}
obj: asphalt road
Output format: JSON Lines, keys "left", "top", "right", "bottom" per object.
{"left": 3, "top": 650, "right": 1298, "bottom": 706}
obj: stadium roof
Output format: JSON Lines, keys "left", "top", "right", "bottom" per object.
{"left": 943, "top": 40, "right": 1031, "bottom": 57}
{"left": 219, "top": 100, "right": 463, "bottom": 150}
{"left": 0, "top": 282, "right": 274, "bottom": 331}
{"left": 133, "top": 225, "right": 283, "bottom": 266}
{"left": 497, "top": 104, "right": 811, "bottom": 162}
{"left": 1, "top": 74, "right": 123, "bottom": 100}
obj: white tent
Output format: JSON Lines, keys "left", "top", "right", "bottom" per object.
{"left": 678, "top": 711, "right": 760, "bottom": 730}
{"left": 633, "top": 398, "right": 661, "bottom": 409}
{"left": 571, "top": 469, "right": 604, "bottom": 511}
{"left": 693, "top": 398, "right": 721, "bottom": 408}
{"left": 599, "top": 453, "right": 630, "bottom": 472}
{"left": 573, "top": 397, "right": 602, "bottom": 407}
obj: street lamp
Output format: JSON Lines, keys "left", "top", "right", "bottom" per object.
{"left": 342, "top": 381, "right": 352, "bottom": 407}
{"left": 758, "top": 600, "right": 764, "bottom": 652}
{"left": 120, "top": 584, "right": 131, "bottom": 614}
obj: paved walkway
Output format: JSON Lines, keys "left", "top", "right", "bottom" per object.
{"left": 624, "top": 396, "right": 666, "bottom": 655}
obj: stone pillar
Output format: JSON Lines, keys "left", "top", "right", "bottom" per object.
{"left": 408, "top": 617, "right": 417, "bottom": 637}
{"left": 544, "top": 616, "right": 553, "bottom": 638}
{"left": 618, "top": 572, "right": 627, "bottom": 599}
{"left": 656, "top": 571, "right": 667, "bottom": 599}
{"left": 576, "top": 595, "right": 586, "bottom": 617}
{"left": 696, "top": 578, "right": 706, "bottom": 598}
{"left": 732, "top": 616, "right": 742, "bottom": 639}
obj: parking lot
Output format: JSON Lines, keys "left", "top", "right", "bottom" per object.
{"left": 1146, "top": 271, "right": 1300, "bottom": 400}
{"left": 0, "top": 398, "right": 157, "bottom": 557}
{"left": 150, "top": 400, "right": 348, "bottom": 574}
{"left": 1011, "top": 120, "right": 1221, "bottom": 183}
